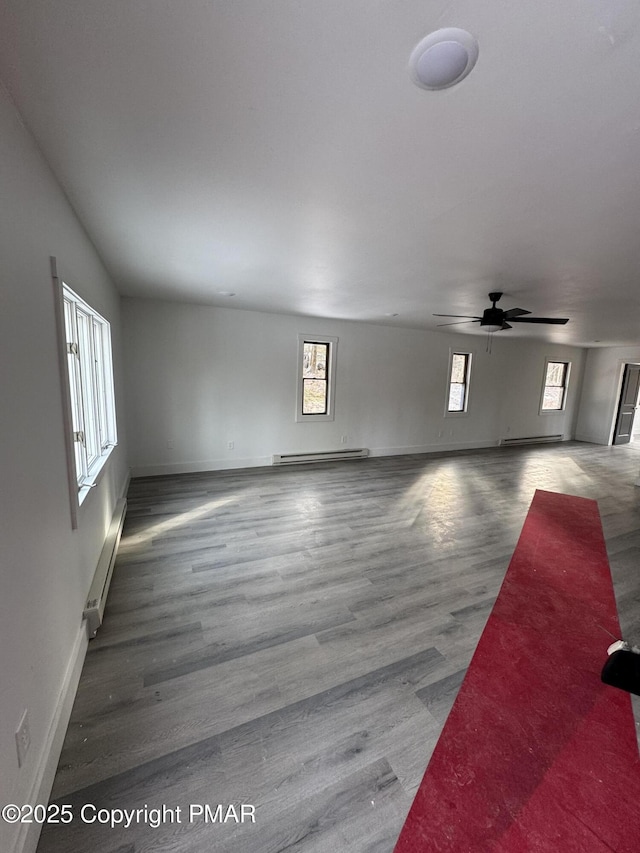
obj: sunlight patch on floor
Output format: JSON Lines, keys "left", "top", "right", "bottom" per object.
{"left": 121, "top": 496, "right": 237, "bottom": 549}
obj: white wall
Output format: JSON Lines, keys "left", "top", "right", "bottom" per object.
{"left": 575, "top": 347, "right": 640, "bottom": 444}
{"left": 0, "top": 87, "right": 129, "bottom": 853}
{"left": 123, "top": 298, "right": 585, "bottom": 475}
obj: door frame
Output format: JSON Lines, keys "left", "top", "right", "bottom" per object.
{"left": 608, "top": 360, "right": 640, "bottom": 445}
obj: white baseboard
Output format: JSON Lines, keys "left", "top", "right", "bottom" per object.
{"left": 131, "top": 455, "right": 272, "bottom": 477}
{"left": 370, "top": 439, "right": 497, "bottom": 457}
{"left": 132, "top": 444, "right": 500, "bottom": 477}
{"left": 574, "top": 433, "right": 608, "bottom": 445}
{"left": 120, "top": 468, "right": 131, "bottom": 500}
{"left": 131, "top": 435, "right": 586, "bottom": 479}
{"left": 15, "top": 623, "right": 89, "bottom": 853}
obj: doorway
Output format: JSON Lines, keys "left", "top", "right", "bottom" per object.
{"left": 613, "top": 364, "right": 640, "bottom": 445}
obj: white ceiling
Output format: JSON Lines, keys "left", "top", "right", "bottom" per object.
{"left": 2, "top": 0, "right": 640, "bottom": 345}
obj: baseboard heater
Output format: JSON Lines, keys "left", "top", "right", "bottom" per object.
{"left": 272, "top": 448, "right": 369, "bottom": 465}
{"left": 83, "top": 498, "right": 127, "bottom": 637}
{"left": 500, "top": 434, "right": 563, "bottom": 447}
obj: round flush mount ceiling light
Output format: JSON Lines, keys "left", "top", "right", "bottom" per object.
{"left": 409, "top": 28, "right": 479, "bottom": 90}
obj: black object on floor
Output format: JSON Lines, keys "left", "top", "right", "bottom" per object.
{"left": 601, "top": 649, "right": 640, "bottom": 697}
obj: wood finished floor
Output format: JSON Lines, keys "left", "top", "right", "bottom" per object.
{"left": 38, "top": 443, "right": 640, "bottom": 853}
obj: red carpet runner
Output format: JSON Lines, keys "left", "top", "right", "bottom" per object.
{"left": 394, "top": 489, "right": 640, "bottom": 852}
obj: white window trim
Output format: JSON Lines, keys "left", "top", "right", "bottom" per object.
{"left": 539, "top": 358, "right": 571, "bottom": 414}
{"left": 54, "top": 268, "right": 118, "bottom": 521}
{"left": 295, "top": 334, "right": 338, "bottom": 422}
{"left": 444, "top": 349, "right": 473, "bottom": 417}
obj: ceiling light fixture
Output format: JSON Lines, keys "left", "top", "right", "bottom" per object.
{"left": 409, "top": 28, "right": 479, "bottom": 90}
{"left": 480, "top": 322, "right": 502, "bottom": 333}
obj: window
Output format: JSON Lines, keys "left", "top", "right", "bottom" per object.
{"left": 62, "top": 284, "right": 117, "bottom": 498}
{"left": 541, "top": 360, "right": 570, "bottom": 411}
{"left": 296, "top": 334, "right": 337, "bottom": 421}
{"left": 302, "top": 341, "right": 329, "bottom": 414}
{"left": 447, "top": 352, "right": 472, "bottom": 413}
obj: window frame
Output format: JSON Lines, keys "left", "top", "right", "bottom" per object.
{"left": 295, "top": 334, "right": 338, "bottom": 422}
{"left": 61, "top": 282, "right": 118, "bottom": 506}
{"left": 540, "top": 359, "right": 571, "bottom": 413}
{"left": 445, "top": 350, "right": 473, "bottom": 416}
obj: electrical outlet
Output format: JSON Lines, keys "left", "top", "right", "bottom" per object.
{"left": 228, "top": 441, "right": 234, "bottom": 450}
{"left": 341, "top": 435, "right": 347, "bottom": 444}
{"left": 15, "top": 709, "right": 30, "bottom": 768}
{"left": 166, "top": 439, "right": 174, "bottom": 449}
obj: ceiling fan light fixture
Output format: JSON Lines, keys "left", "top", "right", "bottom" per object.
{"left": 434, "top": 292, "right": 569, "bottom": 333}
{"left": 409, "top": 28, "right": 479, "bottom": 90}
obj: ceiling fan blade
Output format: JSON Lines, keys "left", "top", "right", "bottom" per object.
{"left": 509, "top": 317, "right": 569, "bottom": 325}
{"left": 503, "top": 308, "right": 530, "bottom": 319}
{"left": 501, "top": 321, "right": 512, "bottom": 330}
{"left": 436, "top": 320, "right": 481, "bottom": 327}
{"left": 433, "top": 314, "right": 482, "bottom": 320}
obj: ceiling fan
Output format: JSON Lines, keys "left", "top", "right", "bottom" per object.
{"left": 434, "top": 292, "right": 569, "bottom": 332}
